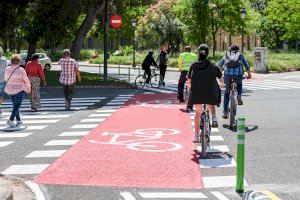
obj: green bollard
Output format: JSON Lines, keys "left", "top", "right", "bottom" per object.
{"left": 236, "top": 116, "right": 245, "bottom": 193}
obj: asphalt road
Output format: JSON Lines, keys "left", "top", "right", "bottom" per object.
{"left": 0, "top": 64, "right": 299, "bottom": 199}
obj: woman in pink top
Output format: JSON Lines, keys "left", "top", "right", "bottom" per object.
{"left": 25, "top": 54, "right": 47, "bottom": 112}
{"left": 4, "top": 55, "right": 31, "bottom": 127}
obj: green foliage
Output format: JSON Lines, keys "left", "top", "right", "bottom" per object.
{"left": 44, "top": 71, "right": 130, "bottom": 87}
{"left": 118, "top": 45, "right": 134, "bottom": 56}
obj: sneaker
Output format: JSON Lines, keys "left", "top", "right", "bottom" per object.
{"left": 222, "top": 111, "right": 228, "bottom": 119}
{"left": 192, "top": 135, "right": 200, "bottom": 143}
{"left": 7, "top": 120, "right": 15, "bottom": 128}
{"left": 237, "top": 96, "right": 243, "bottom": 105}
{"left": 16, "top": 121, "right": 23, "bottom": 127}
{"left": 212, "top": 116, "right": 218, "bottom": 127}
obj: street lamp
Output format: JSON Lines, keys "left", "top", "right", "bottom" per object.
{"left": 240, "top": 8, "right": 247, "bottom": 53}
{"left": 131, "top": 19, "right": 137, "bottom": 68}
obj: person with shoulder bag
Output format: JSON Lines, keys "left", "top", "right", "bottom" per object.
{"left": 0, "top": 47, "right": 8, "bottom": 115}
{"left": 4, "top": 54, "right": 31, "bottom": 127}
{"left": 156, "top": 47, "right": 169, "bottom": 86}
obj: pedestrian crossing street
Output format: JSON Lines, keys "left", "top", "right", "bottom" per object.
{"left": 0, "top": 94, "right": 133, "bottom": 178}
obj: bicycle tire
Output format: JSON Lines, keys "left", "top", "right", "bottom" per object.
{"left": 200, "top": 114, "right": 207, "bottom": 158}
{"left": 150, "top": 74, "right": 163, "bottom": 88}
{"left": 135, "top": 75, "right": 146, "bottom": 89}
{"left": 229, "top": 94, "right": 236, "bottom": 128}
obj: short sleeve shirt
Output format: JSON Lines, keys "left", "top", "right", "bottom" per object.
{"left": 58, "top": 57, "right": 79, "bottom": 85}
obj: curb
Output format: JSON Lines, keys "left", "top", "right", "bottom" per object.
{"left": 0, "top": 188, "right": 13, "bottom": 200}
{"left": 41, "top": 85, "right": 134, "bottom": 89}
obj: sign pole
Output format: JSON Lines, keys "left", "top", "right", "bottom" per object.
{"left": 103, "top": 0, "right": 108, "bottom": 81}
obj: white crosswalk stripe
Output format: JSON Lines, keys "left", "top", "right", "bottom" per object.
{"left": 244, "top": 80, "right": 300, "bottom": 90}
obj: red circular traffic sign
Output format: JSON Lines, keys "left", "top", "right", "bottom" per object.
{"left": 110, "top": 15, "right": 122, "bottom": 29}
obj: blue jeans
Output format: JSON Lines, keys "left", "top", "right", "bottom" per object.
{"left": 223, "top": 74, "right": 243, "bottom": 112}
{"left": 9, "top": 91, "right": 24, "bottom": 121}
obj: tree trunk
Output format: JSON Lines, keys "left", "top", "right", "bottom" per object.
{"left": 2, "top": 38, "right": 8, "bottom": 52}
{"left": 212, "top": 33, "right": 216, "bottom": 57}
{"left": 70, "top": 1, "right": 105, "bottom": 60}
{"left": 27, "top": 41, "right": 37, "bottom": 62}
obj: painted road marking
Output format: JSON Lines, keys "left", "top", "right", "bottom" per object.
{"left": 0, "top": 119, "right": 60, "bottom": 124}
{"left": 2, "top": 164, "right": 49, "bottom": 174}
{"left": 89, "top": 113, "right": 111, "bottom": 117}
{"left": 0, "top": 141, "right": 14, "bottom": 147}
{"left": 120, "top": 192, "right": 136, "bottom": 200}
{"left": 44, "top": 140, "right": 79, "bottom": 146}
{"left": 25, "top": 150, "right": 67, "bottom": 158}
{"left": 197, "top": 145, "right": 230, "bottom": 153}
{"left": 211, "top": 128, "right": 219, "bottom": 133}
{"left": 25, "top": 181, "right": 46, "bottom": 200}
{"left": 0, "top": 125, "right": 47, "bottom": 130}
{"left": 0, "top": 133, "right": 32, "bottom": 138}
{"left": 210, "top": 135, "right": 224, "bottom": 141}
{"left": 200, "top": 158, "right": 236, "bottom": 168}
{"left": 96, "top": 109, "right": 117, "bottom": 113}
{"left": 59, "top": 131, "right": 89, "bottom": 137}
{"left": 139, "top": 192, "right": 208, "bottom": 199}
{"left": 203, "top": 176, "right": 248, "bottom": 188}
{"left": 71, "top": 124, "right": 98, "bottom": 129}
{"left": 0, "top": 114, "right": 70, "bottom": 119}
{"left": 261, "top": 190, "right": 282, "bottom": 200}
{"left": 106, "top": 102, "right": 124, "bottom": 106}
{"left": 80, "top": 118, "right": 105, "bottom": 123}
{"left": 210, "top": 191, "right": 230, "bottom": 200}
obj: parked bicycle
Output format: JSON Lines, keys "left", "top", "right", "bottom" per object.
{"left": 199, "top": 104, "right": 211, "bottom": 158}
{"left": 134, "top": 66, "right": 163, "bottom": 89}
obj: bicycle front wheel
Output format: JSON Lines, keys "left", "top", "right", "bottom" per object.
{"left": 150, "top": 74, "right": 163, "bottom": 88}
{"left": 135, "top": 75, "right": 146, "bottom": 89}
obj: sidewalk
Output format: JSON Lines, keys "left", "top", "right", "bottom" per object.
{"left": 0, "top": 176, "right": 34, "bottom": 200}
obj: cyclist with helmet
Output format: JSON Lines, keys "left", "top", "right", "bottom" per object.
{"left": 177, "top": 46, "right": 197, "bottom": 105}
{"left": 187, "top": 44, "right": 222, "bottom": 143}
{"left": 217, "top": 44, "right": 251, "bottom": 119}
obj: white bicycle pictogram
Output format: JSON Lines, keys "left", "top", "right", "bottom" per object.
{"left": 134, "top": 99, "right": 184, "bottom": 109}
{"left": 89, "top": 128, "right": 183, "bottom": 152}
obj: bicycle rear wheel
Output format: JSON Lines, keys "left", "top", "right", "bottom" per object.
{"left": 135, "top": 75, "right": 146, "bottom": 89}
{"left": 200, "top": 114, "right": 207, "bottom": 158}
{"left": 150, "top": 74, "right": 163, "bottom": 88}
{"left": 229, "top": 95, "right": 236, "bottom": 128}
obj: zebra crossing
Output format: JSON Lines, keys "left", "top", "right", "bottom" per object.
{"left": 0, "top": 97, "right": 106, "bottom": 147}
{"left": 0, "top": 95, "right": 133, "bottom": 179}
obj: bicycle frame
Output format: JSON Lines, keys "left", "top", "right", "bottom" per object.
{"left": 200, "top": 104, "right": 210, "bottom": 158}
{"left": 229, "top": 80, "right": 238, "bottom": 127}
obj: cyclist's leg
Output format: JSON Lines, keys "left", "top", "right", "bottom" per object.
{"left": 145, "top": 68, "right": 151, "bottom": 84}
{"left": 223, "top": 75, "right": 231, "bottom": 118}
{"left": 208, "top": 105, "right": 218, "bottom": 127}
{"left": 193, "top": 104, "right": 203, "bottom": 142}
{"left": 177, "top": 70, "right": 187, "bottom": 102}
{"left": 234, "top": 75, "right": 243, "bottom": 105}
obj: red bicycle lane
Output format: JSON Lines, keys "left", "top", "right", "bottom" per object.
{"left": 34, "top": 93, "right": 204, "bottom": 189}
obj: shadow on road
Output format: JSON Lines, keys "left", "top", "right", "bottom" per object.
{"left": 223, "top": 124, "right": 258, "bottom": 133}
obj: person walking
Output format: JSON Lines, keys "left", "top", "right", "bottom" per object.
{"left": 217, "top": 44, "right": 251, "bottom": 119}
{"left": 4, "top": 55, "right": 31, "bottom": 127}
{"left": 25, "top": 54, "right": 47, "bottom": 112}
{"left": 58, "top": 49, "right": 81, "bottom": 110}
{"left": 186, "top": 44, "right": 222, "bottom": 142}
{"left": 0, "top": 47, "right": 8, "bottom": 115}
{"left": 141, "top": 51, "right": 158, "bottom": 86}
{"left": 156, "top": 47, "right": 169, "bottom": 86}
{"left": 177, "top": 46, "right": 197, "bottom": 103}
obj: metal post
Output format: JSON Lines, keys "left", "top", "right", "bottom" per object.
{"left": 103, "top": 0, "right": 109, "bottom": 80}
{"left": 128, "top": 66, "right": 131, "bottom": 82}
{"left": 236, "top": 116, "right": 246, "bottom": 193}
{"left": 118, "top": 64, "right": 120, "bottom": 75}
{"left": 99, "top": 64, "right": 101, "bottom": 74}
{"left": 138, "top": 65, "right": 140, "bottom": 75}
{"left": 241, "top": 19, "right": 245, "bottom": 53}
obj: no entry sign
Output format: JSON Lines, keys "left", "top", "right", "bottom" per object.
{"left": 110, "top": 15, "right": 122, "bottom": 29}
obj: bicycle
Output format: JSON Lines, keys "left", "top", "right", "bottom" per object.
{"left": 227, "top": 77, "right": 249, "bottom": 128}
{"left": 183, "top": 83, "right": 192, "bottom": 111}
{"left": 199, "top": 104, "right": 211, "bottom": 158}
{"left": 134, "top": 66, "right": 163, "bottom": 89}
